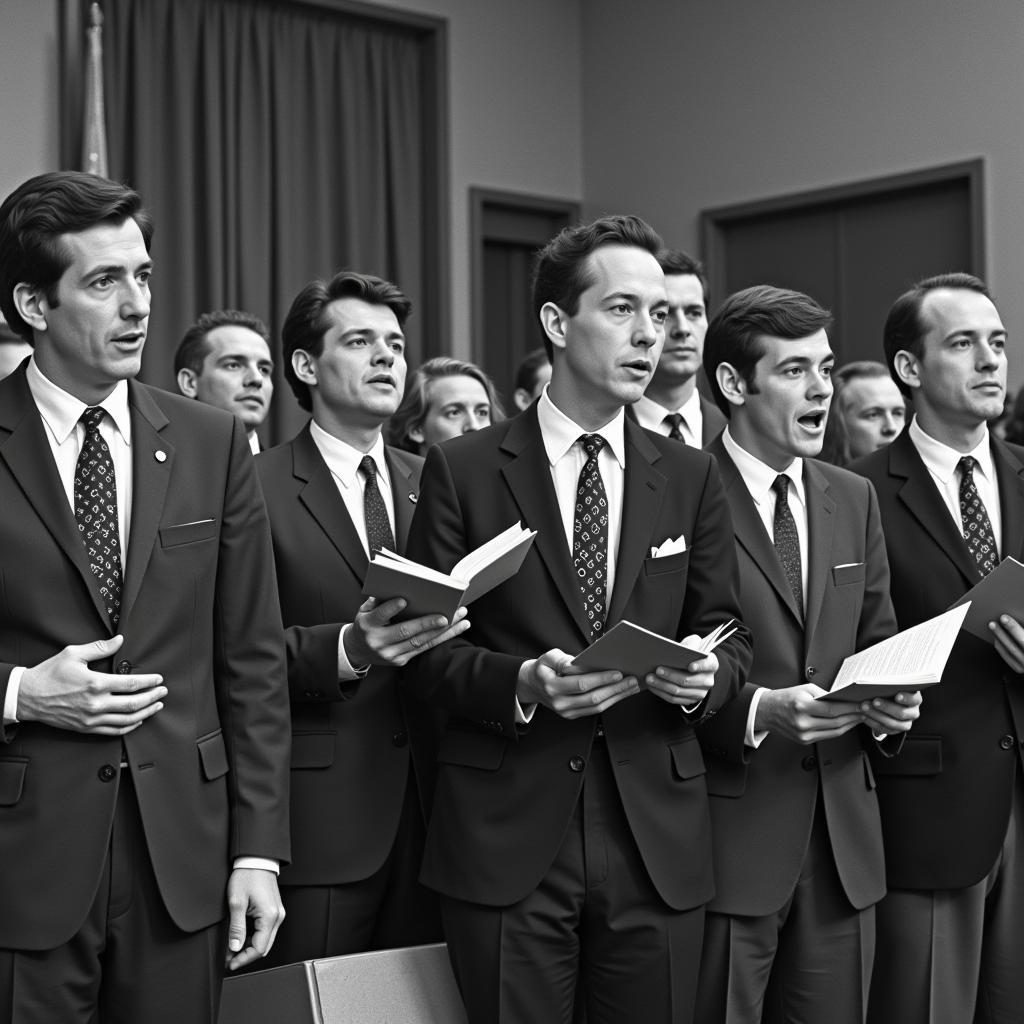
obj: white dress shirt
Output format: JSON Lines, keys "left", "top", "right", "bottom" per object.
{"left": 309, "top": 420, "right": 397, "bottom": 679}
{"left": 722, "top": 428, "right": 808, "bottom": 748}
{"left": 908, "top": 416, "right": 1002, "bottom": 553}
{"left": 248, "top": 432, "right": 261, "bottom": 455}
{"left": 633, "top": 389, "right": 704, "bottom": 448}
{"left": 7, "top": 360, "right": 276, "bottom": 872}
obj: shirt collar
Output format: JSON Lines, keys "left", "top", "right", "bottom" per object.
{"left": 631, "top": 390, "right": 702, "bottom": 434}
{"left": 309, "top": 419, "right": 389, "bottom": 489}
{"left": 537, "top": 385, "right": 627, "bottom": 469}
{"left": 908, "top": 415, "right": 995, "bottom": 486}
{"left": 722, "top": 426, "right": 805, "bottom": 509}
{"left": 26, "top": 356, "right": 132, "bottom": 446}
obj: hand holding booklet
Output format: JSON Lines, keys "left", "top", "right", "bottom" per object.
{"left": 817, "top": 603, "right": 970, "bottom": 703}
{"left": 571, "top": 619, "right": 738, "bottom": 678}
{"left": 362, "top": 521, "right": 537, "bottom": 621}
{"left": 949, "top": 556, "right": 1024, "bottom": 642}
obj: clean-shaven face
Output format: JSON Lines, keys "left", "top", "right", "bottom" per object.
{"left": 840, "top": 375, "right": 905, "bottom": 458}
{"left": 412, "top": 374, "right": 492, "bottom": 449}
{"left": 191, "top": 325, "right": 274, "bottom": 429}
{"left": 650, "top": 272, "right": 707, "bottom": 388}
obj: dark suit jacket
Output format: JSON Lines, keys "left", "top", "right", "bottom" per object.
{"left": 625, "top": 394, "right": 726, "bottom": 447}
{"left": 699, "top": 439, "right": 896, "bottom": 915}
{"left": 852, "top": 429, "right": 1024, "bottom": 891}
{"left": 404, "top": 408, "right": 751, "bottom": 910}
{"left": 0, "top": 367, "right": 290, "bottom": 950}
{"left": 256, "top": 426, "right": 431, "bottom": 886}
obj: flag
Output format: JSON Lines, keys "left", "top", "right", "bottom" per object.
{"left": 82, "top": 2, "right": 109, "bottom": 178}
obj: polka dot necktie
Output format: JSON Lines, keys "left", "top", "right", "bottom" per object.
{"left": 958, "top": 456, "right": 997, "bottom": 578}
{"left": 771, "top": 475, "right": 803, "bottom": 617}
{"left": 74, "top": 407, "right": 122, "bottom": 629}
{"left": 359, "top": 455, "right": 395, "bottom": 555}
{"left": 573, "top": 434, "right": 609, "bottom": 637}
{"left": 663, "top": 413, "right": 686, "bottom": 442}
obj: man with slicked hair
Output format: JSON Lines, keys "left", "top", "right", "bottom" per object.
{"left": 0, "top": 171, "right": 290, "bottom": 1022}
{"left": 405, "top": 215, "right": 751, "bottom": 1023}
{"left": 852, "top": 273, "right": 1024, "bottom": 1024}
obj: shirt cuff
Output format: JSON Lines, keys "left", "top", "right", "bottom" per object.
{"left": 337, "top": 624, "right": 369, "bottom": 682}
{"left": 3, "top": 667, "right": 23, "bottom": 725}
{"left": 745, "top": 687, "right": 769, "bottom": 748}
{"left": 233, "top": 857, "right": 280, "bottom": 875}
{"left": 515, "top": 697, "right": 536, "bottom": 725}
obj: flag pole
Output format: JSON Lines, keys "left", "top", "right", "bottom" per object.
{"left": 82, "top": 2, "right": 109, "bottom": 178}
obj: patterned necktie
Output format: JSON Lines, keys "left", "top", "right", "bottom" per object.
{"left": 771, "top": 475, "right": 803, "bottom": 616}
{"left": 573, "top": 434, "right": 609, "bottom": 637}
{"left": 958, "top": 456, "right": 997, "bottom": 578}
{"left": 74, "top": 407, "right": 122, "bottom": 629}
{"left": 664, "top": 413, "right": 686, "bottom": 442}
{"left": 359, "top": 455, "right": 396, "bottom": 555}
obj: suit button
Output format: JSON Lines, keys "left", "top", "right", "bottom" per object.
{"left": 1000, "top": 734, "right": 1016, "bottom": 750}
{"left": 805, "top": 666, "right": 817, "bottom": 679}
{"left": 569, "top": 756, "right": 586, "bottom": 773}
{"left": 116, "top": 660, "right": 131, "bottom": 674}
{"left": 98, "top": 764, "right": 117, "bottom": 782}
{"left": 801, "top": 755, "right": 818, "bottom": 771}
{"left": 392, "top": 731, "right": 408, "bottom": 747}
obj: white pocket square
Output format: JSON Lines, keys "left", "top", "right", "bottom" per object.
{"left": 651, "top": 534, "right": 687, "bottom": 558}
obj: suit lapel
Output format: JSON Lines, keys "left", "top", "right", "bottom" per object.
{"left": 499, "top": 409, "right": 593, "bottom": 642}
{"left": 293, "top": 425, "right": 369, "bottom": 579}
{"left": 386, "top": 446, "right": 420, "bottom": 551}
{"left": 890, "top": 431, "right": 979, "bottom": 587}
{"left": 607, "top": 419, "right": 665, "bottom": 626}
{"left": 121, "top": 383, "right": 172, "bottom": 625}
{"left": 802, "top": 460, "right": 836, "bottom": 642}
{"left": 993, "top": 437, "right": 1024, "bottom": 561}
{"left": 0, "top": 370, "right": 111, "bottom": 628}
{"left": 710, "top": 436, "right": 802, "bottom": 626}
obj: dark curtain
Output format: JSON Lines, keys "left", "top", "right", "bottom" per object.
{"left": 61, "top": 0, "right": 427, "bottom": 444}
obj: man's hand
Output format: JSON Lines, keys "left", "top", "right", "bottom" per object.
{"left": 344, "top": 596, "right": 470, "bottom": 669}
{"left": 754, "top": 683, "right": 864, "bottom": 744}
{"left": 516, "top": 649, "right": 639, "bottom": 719}
{"left": 991, "top": 614, "right": 1024, "bottom": 673}
{"left": 645, "top": 644, "right": 719, "bottom": 707}
{"left": 225, "top": 868, "right": 286, "bottom": 971}
{"left": 859, "top": 690, "right": 923, "bottom": 735}
{"left": 17, "top": 635, "right": 166, "bottom": 735}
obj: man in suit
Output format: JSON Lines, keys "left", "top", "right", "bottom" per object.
{"left": 256, "top": 270, "right": 469, "bottom": 964}
{"left": 630, "top": 248, "right": 726, "bottom": 446}
{"left": 174, "top": 308, "right": 275, "bottom": 454}
{"left": 694, "top": 285, "right": 921, "bottom": 1023}
{"left": 0, "top": 171, "right": 290, "bottom": 1023}
{"left": 851, "top": 273, "right": 1024, "bottom": 1024}
{"left": 405, "top": 215, "right": 752, "bottom": 1023}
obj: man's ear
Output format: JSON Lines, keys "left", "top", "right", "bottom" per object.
{"left": 715, "top": 362, "right": 748, "bottom": 409}
{"left": 291, "top": 349, "right": 317, "bottom": 388}
{"left": 12, "top": 283, "right": 47, "bottom": 335}
{"left": 177, "top": 367, "right": 198, "bottom": 398}
{"left": 539, "top": 302, "right": 568, "bottom": 353}
{"left": 892, "top": 350, "right": 921, "bottom": 392}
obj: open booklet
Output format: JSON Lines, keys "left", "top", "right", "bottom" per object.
{"left": 571, "top": 619, "right": 738, "bottom": 678}
{"left": 817, "top": 603, "right": 970, "bottom": 702}
{"left": 950, "top": 556, "right": 1024, "bottom": 643}
{"left": 362, "top": 521, "right": 537, "bottom": 621}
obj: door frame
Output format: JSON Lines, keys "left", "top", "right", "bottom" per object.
{"left": 700, "top": 159, "right": 986, "bottom": 304}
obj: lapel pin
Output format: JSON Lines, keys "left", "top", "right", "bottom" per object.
{"left": 408, "top": 492, "right": 418, "bottom": 504}
{"left": 154, "top": 450, "right": 167, "bottom": 463}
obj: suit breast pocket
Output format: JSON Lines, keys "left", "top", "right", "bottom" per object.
{"left": 0, "top": 757, "right": 28, "bottom": 805}
{"left": 437, "top": 728, "right": 506, "bottom": 772}
{"left": 160, "top": 519, "right": 218, "bottom": 549}
{"left": 643, "top": 549, "right": 690, "bottom": 577}
{"left": 831, "top": 562, "right": 866, "bottom": 587}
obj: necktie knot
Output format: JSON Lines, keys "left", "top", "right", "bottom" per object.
{"left": 580, "top": 433, "right": 606, "bottom": 461}
{"left": 772, "top": 474, "right": 790, "bottom": 501}
{"left": 664, "top": 413, "right": 685, "bottom": 441}
{"left": 359, "top": 454, "right": 378, "bottom": 482}
{"left": 958, "top": 455, "right": 977, "bottom": 480}
{"left": 81, "top": 406, "right": 106, "bottom": 435}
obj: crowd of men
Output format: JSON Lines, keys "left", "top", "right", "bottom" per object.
{"left": 0, "top": 169, "right": 1021, "bottom": 1024}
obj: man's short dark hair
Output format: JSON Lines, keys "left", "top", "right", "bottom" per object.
{"left": 388, "top": 356, "right": 505, "bottom": 452}
{"left": 174, "top": 309, "right": 271, "bottom": 376}
{"left": 281, "top": 271, "right": 412, "bottom": 413}
{"left": 531, "top": 215, "right": 663, "bottom": 360}
{"left": 883, "top": 272, "right": 991, "bottom": 399}
{"left": 657, "top": 248, "right": 710, "bottom": 306}
{"left": 514, "top": 347, "right": 550, "bottom": 395}
{"left": 703, "top": 285, "right": 833, "bottom": 418}
{"left": 0, "top": 171, "right": 153, "bottom": 342}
